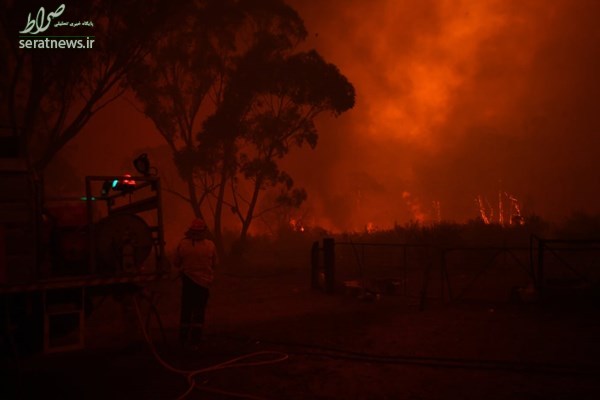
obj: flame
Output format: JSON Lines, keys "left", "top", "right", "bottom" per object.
{"left": 289, "top": 218, "right": 305, "bottom": 232}
{"left": 498, "top": 191, "right": 504, "bottom": 226}
{"left": 476, "top": 192, "right": 524, "bottom": 225}
{"left": 505, "top": 192, "right": 524, "bottom": 225}
{"left": 402, "top": 191, "right": 427, "bottom": 223}
{"left": 366, "top": 222, "right": 376, "bottom": 234}
{"left": 476, "top": 195, "right": 491, "bottom": 224}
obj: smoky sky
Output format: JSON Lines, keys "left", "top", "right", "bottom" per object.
{"left": 57, "top": 0, "right": 600, "bottom": 233}
{"left": 284, "top": 0, "right": 600, "bottom": 230}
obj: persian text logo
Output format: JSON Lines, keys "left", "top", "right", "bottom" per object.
{"left": 18, "top": 4, "right": 95, "bottom": 49}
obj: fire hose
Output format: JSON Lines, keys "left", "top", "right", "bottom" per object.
{"left": 133, "top": 292, "right": 599, "bottom": 399}
{"left": 132, "top": 295, "right": 288, "bottom": 400}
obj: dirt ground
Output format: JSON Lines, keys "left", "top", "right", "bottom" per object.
{"left": 2, "top": 264, "right": 600, "bottom": 399}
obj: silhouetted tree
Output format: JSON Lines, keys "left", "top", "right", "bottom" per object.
{"left": 128, "top": 0, "right": 268, "bottom": 222}
{"left": 216, "top": 49, "right": 355, "bottom": 253}
{"left": 129, "top": 0, "right": 354, "bottom": 256}
{"left": 0, "top": 0, "right": 183, "bottom": 173}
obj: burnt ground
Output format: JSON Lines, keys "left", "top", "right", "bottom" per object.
{"left": 2, "top": 265, "right": 600, "bottom": 400}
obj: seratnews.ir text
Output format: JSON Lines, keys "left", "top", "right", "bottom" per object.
{"left": 19, "top": 36, "right": 95, "bottom": 49}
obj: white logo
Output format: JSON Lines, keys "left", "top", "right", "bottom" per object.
{"left": 19, "top": 4, "right": 66, "bottom": 35}
{"left": 18, "top": 4, "right": 95, "bottom": 50}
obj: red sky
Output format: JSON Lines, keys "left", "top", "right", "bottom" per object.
{"left": 55, "top": 0, "right": 600, "bottom": 233}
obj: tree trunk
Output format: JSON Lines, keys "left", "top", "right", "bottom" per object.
{"left": 186, "top": 176, "right": 203, "bottom": 219}
{"left": 236, "top": 175, "right": 263, "bottom": 256}
{"left": 213, "top": 143, "right": 233, "bottom": 259}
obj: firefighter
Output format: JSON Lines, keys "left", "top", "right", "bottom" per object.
{"left": 174, "top": 218, "right": 218, "bottom": 348}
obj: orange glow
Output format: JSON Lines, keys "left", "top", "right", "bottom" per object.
{"left": 366, "top": 222, "right": 376, "bottom": 234}
{"left": 505, "top": 192, "right": 524, "bottom": 225}
{"left": 476, "top": 192, "right": 524, "bottom": 225}
{"left": 432, "top": 200, "right": 442, "bottom": 223}
{"left": 476, "top": 195, "right": 491, "bottom": 225}
{"left": 289, "top": 218, "right": 305, "bottom": 232}
{"left": 402, "top": 191, "right": 426, "bottom": 223}
{"left": 57, "top": 0, "right": 600, "bottom": 234}
{"left": 316, "top": 0, "right": 522, "bottom": 151}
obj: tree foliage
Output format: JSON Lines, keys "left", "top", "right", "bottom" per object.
{"left": 129, "top": 0, "right": 355, "bottom": 255}
{"left": 220, "top": 48, "right": 355, "bottom": 248}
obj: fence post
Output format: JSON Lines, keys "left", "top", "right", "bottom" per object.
{"left": 310, "top": 241, "right": 320, "bottom": 290}
{"left": 323, "top": 238, "right": 335, "bottom": 294}
{"left": 440, "top": 249, "right": 452, "bottom": 302}
{"left": 537, "top": 239, "right": 544, "bottom": 296}
{"left": 402, "top": 245, "right": 407, "bottom": 295}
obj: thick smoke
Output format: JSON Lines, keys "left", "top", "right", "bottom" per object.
{"left": 285, "top": 0, "right": 600, "bottom": 230}
{"left": 58, "top": 0, "right": 600, "bottom": 234}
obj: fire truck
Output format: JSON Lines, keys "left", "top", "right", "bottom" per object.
{"left": 0, "top": 150, "right": 168, "bottom": 355}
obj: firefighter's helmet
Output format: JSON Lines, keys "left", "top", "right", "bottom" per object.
{"left": 188, "top": 218, "right": 207, "bottom": 232}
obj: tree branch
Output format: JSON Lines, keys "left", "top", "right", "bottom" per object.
{"left": 163, "top": 188, "right": 191, "bottom": 204}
